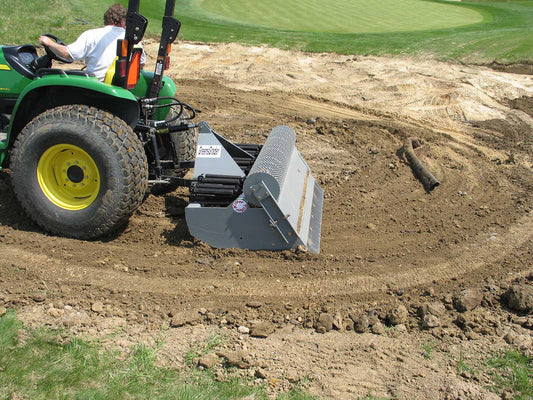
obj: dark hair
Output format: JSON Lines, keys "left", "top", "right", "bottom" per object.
{"left": 104, "top": 3, "right": 127, "bottom": 26}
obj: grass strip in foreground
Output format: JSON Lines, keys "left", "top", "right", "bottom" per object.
{"left": 0, "top": 309, "right": 314, "bottom": 400}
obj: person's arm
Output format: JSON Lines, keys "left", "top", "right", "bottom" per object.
{"left": 39, "top": 36, "right": 73, "bottom": 61}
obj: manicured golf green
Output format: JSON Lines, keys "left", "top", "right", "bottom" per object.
{"left": 1, "top": 0, "right": 531, "bottom": 63}
{"left": 184, "top": 0, "right": 484, "bottom": 33}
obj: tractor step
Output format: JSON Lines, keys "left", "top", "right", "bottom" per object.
{"left": 185, "top": 122, "right": 323, "bottom": 253}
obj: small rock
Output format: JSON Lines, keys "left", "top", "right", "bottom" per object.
{"left": 32, "top": 293, "right": 47, "bottom": 303}
{"left": 285, "top": 370, "right": 300, "bottom": 383}
{"left": 465, "top": 330, "right": 480, "bottom": 340}
{"left": 454, "top": 289, "right": 483, "bottom": 312}
{"left": 214, "top": 370, "right": 225, "bottom": 382}
{"left": 198, "top": 353, "right": 219, "bottom": 369}
{"left": 353, "top": 315, "right": 369, "bottom": 333}
{"left": 255, "top": 368, "right": 268, "bottom": 379}
{"left": 395, "top": 324, "right": 408, "bottom": 333}
{"left": 455, "top": 313, "right": 472, "bottom": 331}
{"left": 504, "top": 285, "right": 533, "bottom": 312}
{"left": 268, "top": 378, "right": 280, "bottom": 388}
{"left": 367, "top": 310, "right": 380, "bottom": 326}
{"left": 503, "top": 331, "right": 532, "bottom": 350}
{"left": 386, "top": 304, "right": 409, "bottom": 326}
{"left": 217, "top": 350, "right": 249, "bottom": 369}
{"left": 91, "top": 302, "right": 104, "bottom": 313}
{"left": 332, "top": 313, "right": 344, "bottom": 331}
{"left": 303, "top": 319, "right": 314, "bottom": 329}
{"left": 246, "top": 301, "right": 262, "bottom": 309}
{"left": 237, "top": 326, "right": 250, "bottom": 334}
{"left": 443, "top": 293, "right": 454, "bottom": 309}
{"left": 422, "top": 314, "right": 441, "bottom": 329}
{"left": 9, "top": 393, "right": 27, "bottom": 400}
{"left": 169, "top": 310, "right": 201, "bottom": 327}
{"left": 316, "top": 313, "right": 333, "bottom": 333}
{"left": 371, "top": 322, "right": 386, "bottom": 335}
{"left": 344, "top": 317, "right": 355, "bottom": 331}
{"left": 54, "top": 300, "right": 65, "bottom": 309}
{"left": 503, "top": 331, "right": 519, "bottom": 345}
{"left": 250, "top": 321, "right": 275, "bottom": 338}
{"left": 47, "top": 308, "right": 64, "bottom": 318}
{"left": 419, "top": 301, "right": 446, "bottom": 318}
{"left": 61, "top": 310, "right": 92, "bottom": 328}
{"left": 0, "top": 306, "right": 6, "bottom": 317}
{"left": 196, "top": 257, "right": 214, "bottom": 265}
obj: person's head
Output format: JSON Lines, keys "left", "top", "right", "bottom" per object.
{"left": 104, "top": 3, "right": 127, "bottom": 27}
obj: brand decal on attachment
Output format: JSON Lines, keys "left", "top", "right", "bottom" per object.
{"left": 232, "top": 198, "right": 248, "bottom": 213}
{"left": 196, "top": 144, "right": 222, "bottom": 158}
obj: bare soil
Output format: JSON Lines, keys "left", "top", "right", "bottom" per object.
{"left": 1, "top": 42, "right": 533, "bottom": 399}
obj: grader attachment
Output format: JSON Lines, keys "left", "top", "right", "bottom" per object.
{"left": 185, "top": 122, "right": 323, "bottom": 253}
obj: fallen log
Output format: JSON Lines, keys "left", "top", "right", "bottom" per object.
{"left": 402, "top": 138, "right": 440, "bottom": 192}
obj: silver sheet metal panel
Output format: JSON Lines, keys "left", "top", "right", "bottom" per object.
{"left": 185, "top": 122, "right": 323, "bottom": 253}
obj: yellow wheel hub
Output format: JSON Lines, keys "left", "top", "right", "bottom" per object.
{"left": 37, "top": 144, "right": 100, "bottom": 210}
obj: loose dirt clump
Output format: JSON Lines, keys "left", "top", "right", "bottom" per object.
{"left": 1, "top": 42, "right": 533, "bottom": 399}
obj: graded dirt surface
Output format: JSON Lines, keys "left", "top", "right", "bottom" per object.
{"left": 1, "top": 42, "right": 533, "bottom": 399}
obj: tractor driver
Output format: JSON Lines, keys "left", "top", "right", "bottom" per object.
{"left": 38, "top": 3, "right": 146, "bottom": 81}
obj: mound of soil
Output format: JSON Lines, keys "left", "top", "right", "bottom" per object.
{"left": 1, "top": 42, "right": 532, "bottom": 399}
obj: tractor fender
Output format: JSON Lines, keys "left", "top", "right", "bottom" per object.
{"left": 7, "top": 75, "right": 140, "bottom": 144}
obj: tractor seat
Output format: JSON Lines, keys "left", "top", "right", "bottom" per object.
{"left": 103, "top": 47, "right": 143, "bottom": 87}
{"left": 3, "top": 45, "right": 93, "bottom": 80}
{"left": 2, "top": 45, "right": 40, "bottom": 79}
{"left": 103, "top": 57, "right": 118, "bottom": 85}
{"left": 35, "top": 69, "right": 91, "bottom": 78}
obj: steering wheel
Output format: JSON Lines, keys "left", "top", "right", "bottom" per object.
{"left": 41, "top": 33, "right": 73, "bottom": 64}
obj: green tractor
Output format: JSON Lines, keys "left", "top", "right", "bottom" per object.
{"left": 0, "top": 0, "right": 324, "bottom": 253}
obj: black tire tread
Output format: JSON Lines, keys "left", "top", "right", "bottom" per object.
{"left": 11, "top": 105, "right": 148, "bottom": 239}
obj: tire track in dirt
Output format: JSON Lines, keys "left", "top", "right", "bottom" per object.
{"left": 3, "top": 209, "right": 531, "bottom": 309}
{"left": 283, "top": 96, "right": 374, "bottom": 121}
{"left": 283, "top": 94, "right": 512, "bottom": 164}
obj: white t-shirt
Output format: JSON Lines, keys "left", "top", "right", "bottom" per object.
{"left": 67, "top": 25, "right": 146, "bottom": 81}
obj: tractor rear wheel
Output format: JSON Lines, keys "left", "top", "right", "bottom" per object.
{"left": 169, "top": 109, "right": 197, "bottom": 167}
{"left": 11, "top": 105, "right": 148, "bottom": 239}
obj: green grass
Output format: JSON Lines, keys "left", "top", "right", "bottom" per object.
{"left": 183, "top": 333, "right": 225, "bottom": 366}
{"left": 172, "top": 0, "right": 533, "bottom": 63}
{"left": 0, "top": 309, "right": 315, "bottom": 400}
{"left": 0, "top": 0, "right": 106, "bottom": 46}
{"left": 0, "top": 0, "right": 532, "bottom": 62}
{"left": 485, "top": 349, "right": 533, "bottom": 399}
{"left": 456, "top": 351, "right": 477, "bottom": 375}
{"left": 181, "top": 0, "right": 483, "bottom": 33}
{"left": 420, "top": 340, "right": 437, "bottom": 359}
